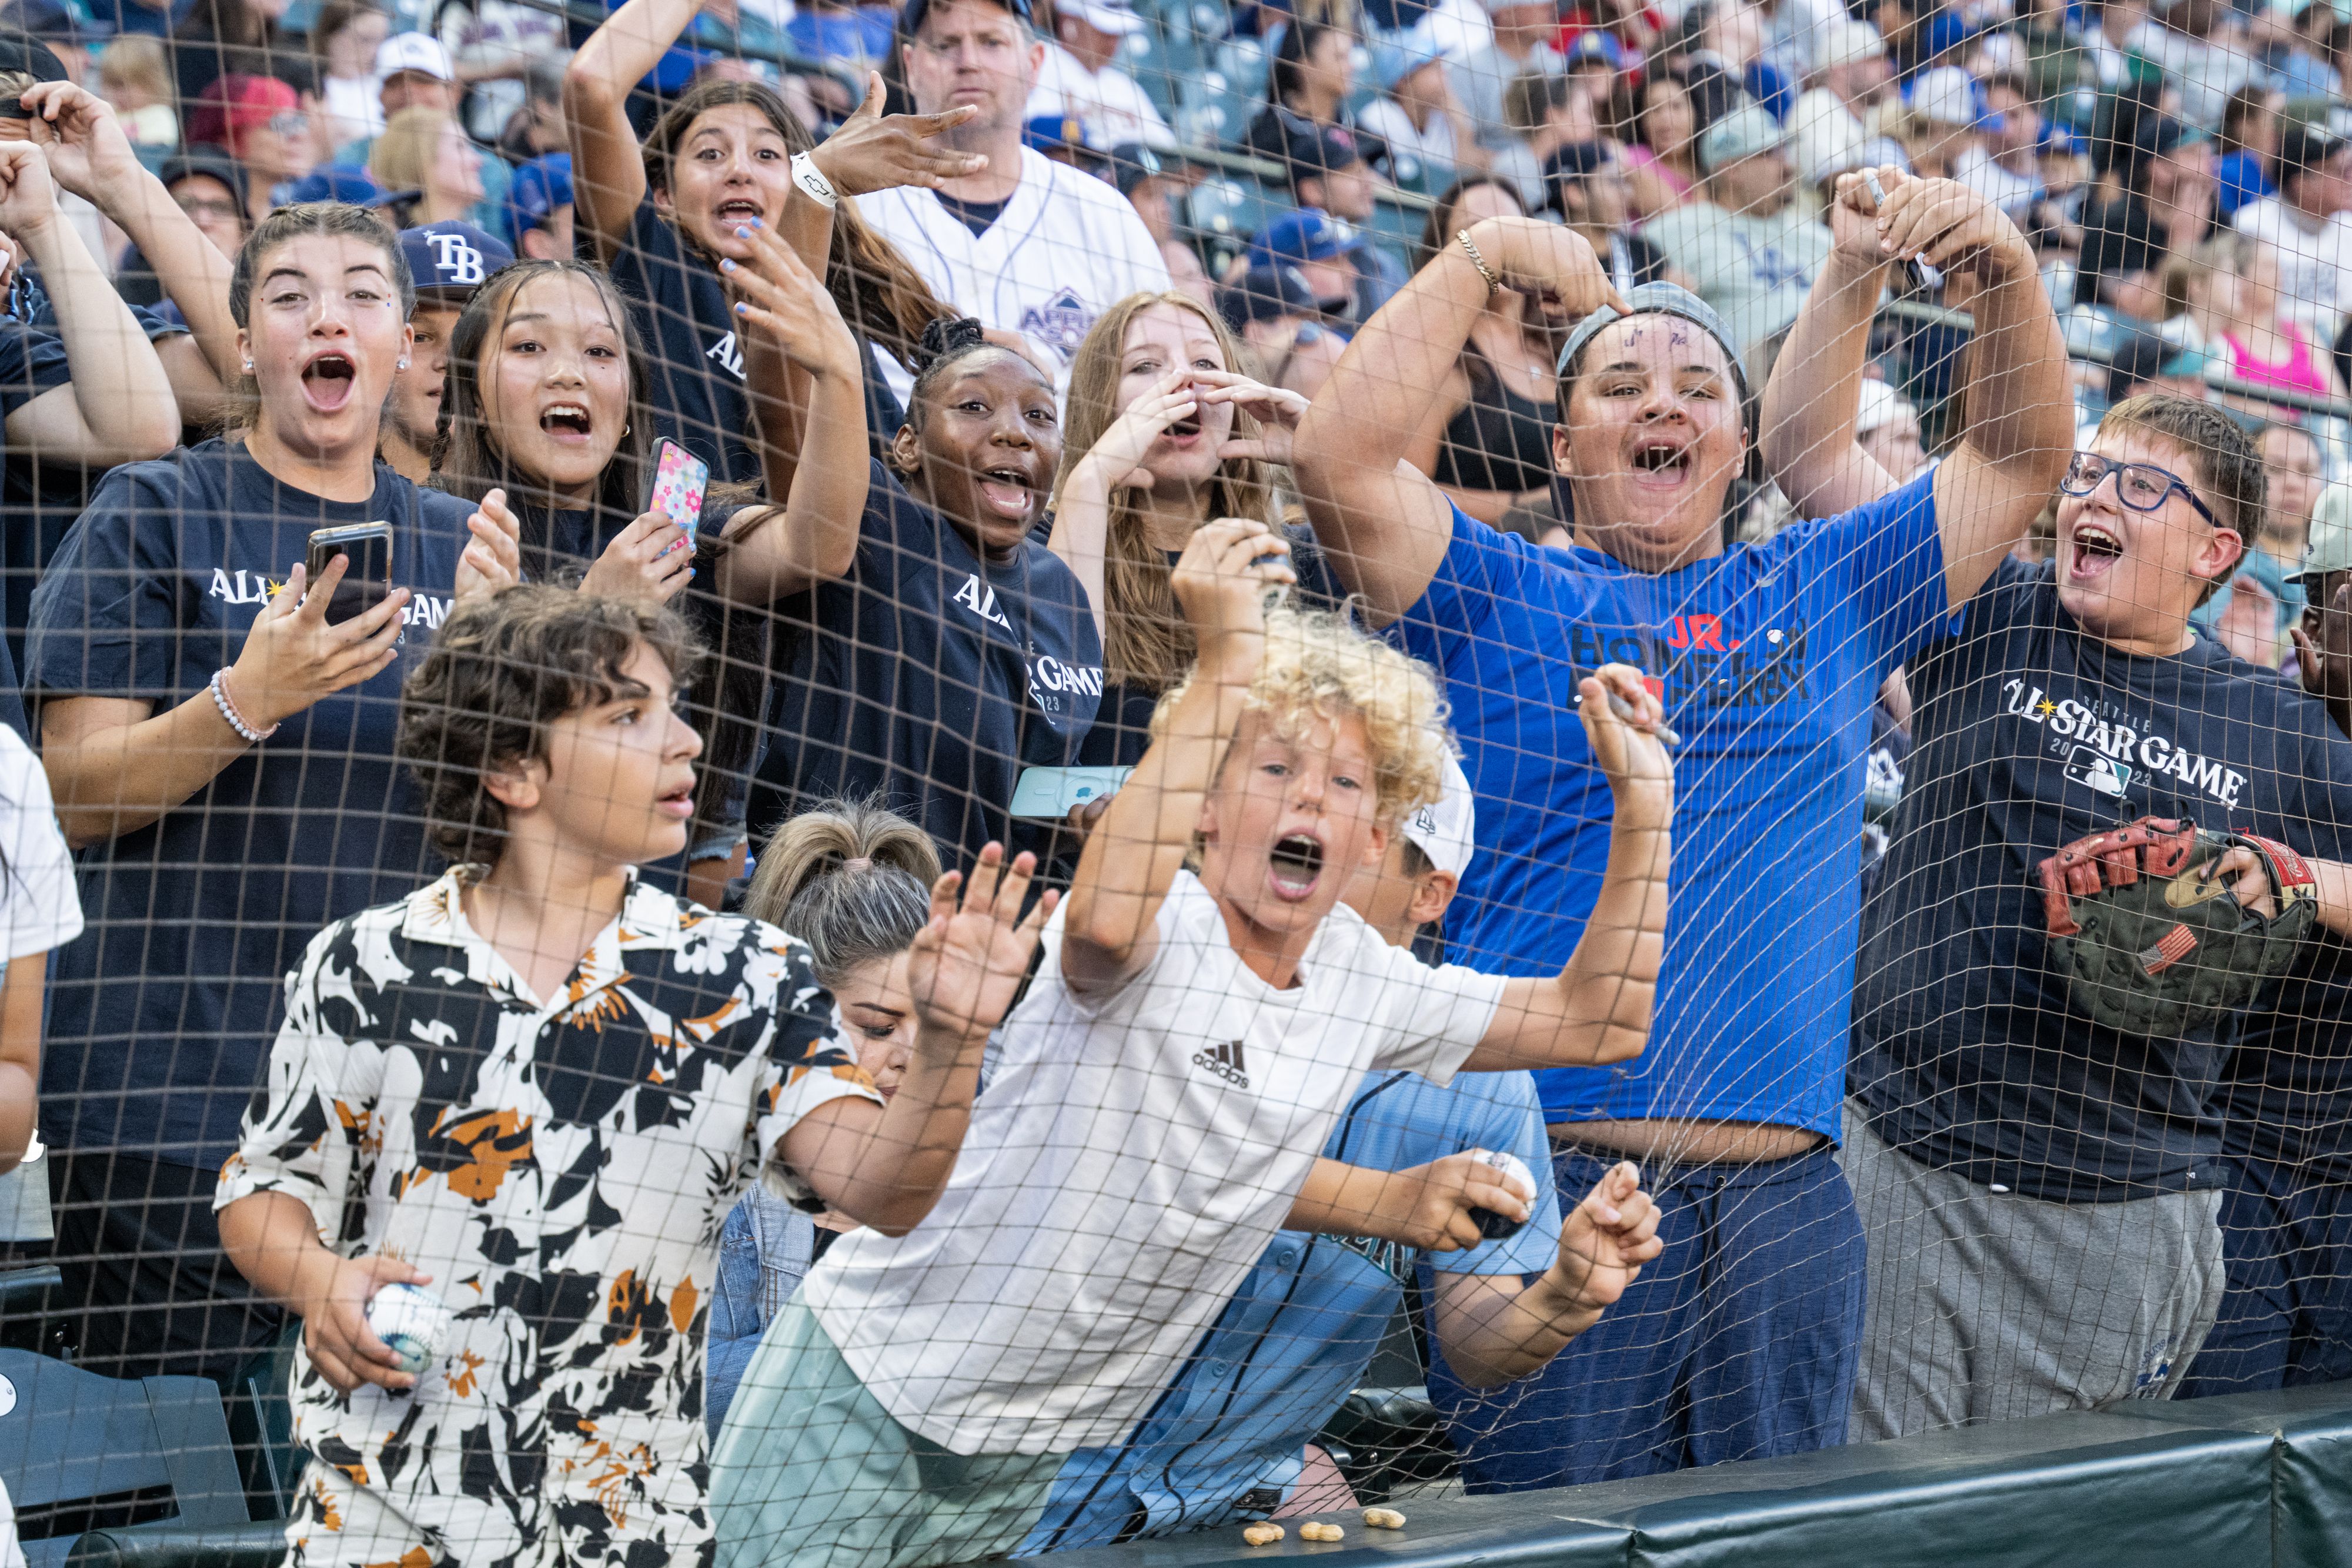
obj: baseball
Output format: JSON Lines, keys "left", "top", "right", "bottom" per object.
{"left": 1467, "top": 1149, "right": 1537, "bottom": 1241}
{"left": 366, "top": 1282, "right": 453, "bottom": 1376}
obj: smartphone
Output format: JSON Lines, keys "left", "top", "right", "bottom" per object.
{"left": 305, "top": 521, "right": 394, "bottom": 626}
{"left": 1010, "top": 765, "right": 1134, "bottom": 820}
{"left": 644, "top": 439, "right": 710, "bottom": 537}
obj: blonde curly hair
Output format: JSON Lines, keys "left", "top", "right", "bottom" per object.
{"left": 1150, "top": 604, "right": 1451, "bottom": 827}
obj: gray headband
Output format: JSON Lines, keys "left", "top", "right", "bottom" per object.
{"left": 1548, "top": 282, "right": 1757, "bottom": 534}
{"left": 1555, "top": 282, "right": 1752, "bottom": 404}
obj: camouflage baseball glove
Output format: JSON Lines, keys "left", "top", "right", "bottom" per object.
{"left": 2036, "top": 816, "right": 2318, "bottom": 1040}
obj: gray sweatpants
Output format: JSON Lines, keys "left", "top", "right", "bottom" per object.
{"left": 1840, "top": 1101, "right": 2225, "bottom": 1443}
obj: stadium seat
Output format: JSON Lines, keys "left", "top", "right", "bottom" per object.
{"left": 0, "top": 1350, "right": 251, "bottom": 1568}
{"left": 62, "top": 1524, "right": 286, "bottom": 1568}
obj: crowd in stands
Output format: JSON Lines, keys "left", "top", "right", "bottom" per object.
{"left": 0, "top": 0, "right": 2344, "bottom": 1560}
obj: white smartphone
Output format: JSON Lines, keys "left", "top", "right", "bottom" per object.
{"left": 1010, "top": 765, "right": 1134, "bottom": 820}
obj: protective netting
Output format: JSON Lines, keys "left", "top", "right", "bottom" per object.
{"left": 0, "top": 0, "right": 2340, "bottom": 1563}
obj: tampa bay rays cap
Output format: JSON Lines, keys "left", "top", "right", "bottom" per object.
{"left": 399, "top": 220, "right": 513, "bottom": 299}
{"left": 1400, "top": 753, "right": 1476, "bottom": 881}
{"left": 1250, "top": 209, "right": 1359, "bottom": 266}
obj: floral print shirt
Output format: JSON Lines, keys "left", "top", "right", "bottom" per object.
{"left": 217, "top": 867, "right": 879, "bottom": 1567}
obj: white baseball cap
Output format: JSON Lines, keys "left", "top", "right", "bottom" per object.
{"left": 1910, "top": 65, "right": 1979, "bottom": 129}
{"left": 1814, "top": 16, "right": 1883, "bottom": 70}
{"left": 1400, "top": 753, "right": 1476, "bottom": 881}
{"left": 376, "top": 32, "right": 455, "bottom": 82}
{"left": 1064, "top": 0, "right": 1145, "bottom": 34}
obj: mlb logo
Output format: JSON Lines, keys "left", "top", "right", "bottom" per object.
{"left": 2064, "top": 746, "right": 2132, "bottom": 798}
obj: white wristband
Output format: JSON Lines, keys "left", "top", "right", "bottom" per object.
{"left": 791, "top": 152, "right": 840, "bottom": 211}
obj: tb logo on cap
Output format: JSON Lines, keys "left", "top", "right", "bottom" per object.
{"left": 426, "top": 232, "right": 485, "bottom": 286}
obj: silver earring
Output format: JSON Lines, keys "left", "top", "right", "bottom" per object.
{"left": 242, "top": 360, "right": 252, "bottom": 372}
{"left": 622, "top": 423, "right": 631, "bottom": 436}
{"left": 397, "top": 358, "right": 410, "bottom": 370}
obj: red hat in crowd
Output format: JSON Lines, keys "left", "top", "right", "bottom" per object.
{"left": 185, "top": 75, "right": 299, "bottom": 161}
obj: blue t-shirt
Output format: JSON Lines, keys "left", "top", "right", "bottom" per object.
{"left": 1850, "top": 556, "right": 2352, "bottom": 1201}
{"left": 1389, "top": 473, "right": 1946, "bottom": 1135}
{"left": 26, "top": 441, "right": 474, "bottom": 1165}
{"left": 749, "top": 459, "right": 1103, "bottom": 866}
{"left": 1014, "top": 1070, "right": 1559, "bottom": 1554}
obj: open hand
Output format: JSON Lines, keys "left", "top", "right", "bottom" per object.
{"left": 300, "top": 1253, "right": 433, "bottom": 1394}
{"left": 810, "top": 72, "right": 988, "bottom": 195}
{"left": 583, "top": 511, "right": 694, "bottom": 603}
{"left": 228, "top": 555, "right": 410, "bottom": 730}
{"left": 905, "top": 841, "right": 1060, "bottom": 1044}
{"left": 1546, "top": 1159, "right": 1662, "bottom": 1312}
{"left": 455, "top": 487, "right": 522, "bottom": 602}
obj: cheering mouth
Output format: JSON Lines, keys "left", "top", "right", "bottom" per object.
{"left": 540, "top": 402, "right": 594, "bottom": 443}
{"left": 301, "top": 350, "right": 357, "bottom": 412}
{"left": 713, "top": 198, "right": 766, "bottom": 228}
{"left": 977, "top": 466, "right": 1037, "bottom": 521}
{"left": 1628, "top": 434, "right": 1693, "bottom": 486}
{"left": 2068, "top": 521, "right": 2124, "bottom": 582}
{"left": 1267, "top": 833, "right": 1325, "bottom": 902}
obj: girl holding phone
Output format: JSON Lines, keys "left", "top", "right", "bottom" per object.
{"left": 432, "top": 249, "right": 873, "bottom": 902}
{"left": 26, "top": 202, "right": 518, "bottom": 1389}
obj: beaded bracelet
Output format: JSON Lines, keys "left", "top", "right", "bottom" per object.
{"left": 209, "top": 667, "right": 278, "bottom": 743}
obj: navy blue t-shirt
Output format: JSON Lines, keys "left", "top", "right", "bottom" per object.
{"left": 749, "top": 459, "right": 1104, "bottom": 867}
{"left": 2220, "top": 928, "right": 2352, "bottom": 1181}
{"left": 1850, "top": 556, "right": 2352, "bottom": 1201}
{"left": 599, "top": 199, "right": 908, "bottom": 484}
{"left": 1388, "top": 470, "right": 1947, "bottom": 1137}
{"left": 27, "top": 441, "right": 474, "bottom": 1165}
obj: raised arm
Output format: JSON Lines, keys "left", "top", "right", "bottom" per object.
{"left": 1059, "top": 518, "right": 1295, "bottom": 994}
{"left": 1465, "top": 664, "right": 1671, "bottom": 1073}
{"left": 0, "top": 143, "right": 176, "bottom": 466}
{"left": 565, "top": 0, "right": 699, "bottom": 254}
{"left": 1293, "top": 217, "right": 1624, "bottom": 621}
{"left": 712, "top": 225, "right": 870, "bottom": 604}
{"left": 780, "top": 846, "right": 1056, "bottom": 1235}
{"left": 19, "top": 82, "right": 236, "bottom": 400}
{"left": 1759, "top": 169, "right": 1896, "bottom": 520}
{"left": 1763, "top": 168, "right": 2072, "bottom": 609}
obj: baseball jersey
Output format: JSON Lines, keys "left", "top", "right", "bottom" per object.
{"left": 797, "top": 871, "right": 1507, "bottom": 1456}
{"left": 855, "top": 146, "right": 1170, "bottom": 403}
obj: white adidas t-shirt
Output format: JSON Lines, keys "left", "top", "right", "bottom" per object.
{"left": 856, "top": 146, "right": 1170, "bottom": 403}
{"left": 801, "top": 870, "right": 1507, "bottom": 1455}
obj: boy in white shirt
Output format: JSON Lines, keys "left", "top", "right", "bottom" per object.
{"left": 710, "top": 516, "right": 1675, "bottom": 1568}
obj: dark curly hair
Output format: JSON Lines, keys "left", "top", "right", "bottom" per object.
{"left": 399, "top": 586, "right": 702, "bottom": 867}
{"left": 907, "top": 314, "right": 1000, "bottom": 406}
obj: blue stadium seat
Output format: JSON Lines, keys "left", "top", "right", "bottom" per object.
{"left": 0, "top": 1350, "right": 249, "bottom": 1568}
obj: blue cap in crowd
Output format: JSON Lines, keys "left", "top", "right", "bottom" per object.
{"left": 399, "top": 220, "right": 513, "bottom": 298}
{"left": 1250, "top": 209, "right": 1359, "bottom": 266}
{"left": 1023, "top": 112, "right": 1093, "bottom": 155}
{"left": 901, "top": 0, "right": 1030, "bottom": 37}
{"left": 285, "top": 166, "right": 387, "bottom": 206}
{"left": 1217, "top": 264, "right": 1319, "bottom": 331}
{"left": 507, "top": 153, "right": 574, "bottom": 240}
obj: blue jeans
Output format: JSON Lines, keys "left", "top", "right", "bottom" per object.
{"left": 1426, "top": 1138, "right": 1865, "bottom": 1490}
{"left": 2177, "top": 1151, "right": 2352, "bottom": 1398}
{"left": 707, "top": 1186, "right": 817, "bottom": 1439}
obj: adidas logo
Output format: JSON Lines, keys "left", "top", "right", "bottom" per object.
{"left": 1193, "top": 1039, "right": 1249, "bottom": 1088}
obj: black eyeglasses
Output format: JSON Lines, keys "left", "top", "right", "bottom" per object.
{"left": 2060, "top": 450, "right": 2220, "bottom": 529}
